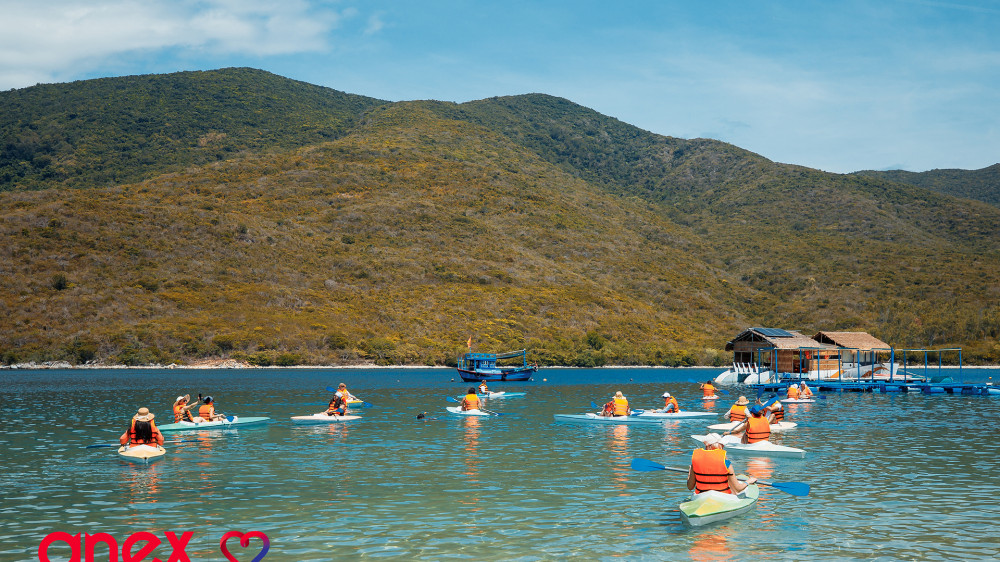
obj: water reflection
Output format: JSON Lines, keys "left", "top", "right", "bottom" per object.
{"left": 689, "top": 529, "right": 732, "bottom": 561}
{"left": 607, "top": 424, "right": 631, "bottom": 494}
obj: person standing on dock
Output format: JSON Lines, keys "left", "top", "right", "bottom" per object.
{"left": 686, "top": 433, "right": 756, "bottom": 494}
{"left": 662, "top": 392, "right": 681, "bottom": 413}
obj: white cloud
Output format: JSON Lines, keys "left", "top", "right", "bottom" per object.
{"left": 0, "top": 0, "right": 345, "bottom": 89}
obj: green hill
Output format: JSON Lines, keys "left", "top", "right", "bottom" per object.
{"left": 2, "top": 68, "right": 999, "bottom": 366}
{"left": 851, "top": 165, "right": 1000, "bottom": 208}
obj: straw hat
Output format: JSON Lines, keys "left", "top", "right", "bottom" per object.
{"left": 736, "top": 396, "right": 749, "bottom": 405}
{"left": 614, "top": 391, "right": 624, "bottom": 398}
{"left": 662, "top": 392, "right": 671, "bottom": 398}
{"left": 133, "top": 407, "right": 155, "bottom": 422}
{"left": 173, "top": 394, "right": 190, "bottom": 405}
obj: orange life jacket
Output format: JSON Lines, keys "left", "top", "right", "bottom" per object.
{"left": 173, "top": 403, "right": 194, "bottom": 422}
{"left": 729, "top": 404, "right": 747, "bottom": 421}
{"left": 787, "top": 386, "right": 800, "bottom": 399}
{"left": 462, "top": 394, "right": 480, "bottom": 410}
{"left": 613, "top": 397, "right": 629, "bottom": 416}
{"left": 199, "top": 404, "right": 215, "bottom": 420}
{"left": 746, "top": 414, "right": 771, "bottom": 443}
{"left": 664, "top": 397, "right": 680, "bottom": 412}
{"left": 702, "top": 384, "right": 716, "bottom": 398}
{"left": 691, "top": 448, "right": 732, "bottom": 493}
{"left": 769, "top": 405, "right": 784, "bottom": 421}
{"left": 128, "top": 419, "right": 163, "bottom": 447}
{"left": 800, "top": 385, "right": 813, "bottom": 397}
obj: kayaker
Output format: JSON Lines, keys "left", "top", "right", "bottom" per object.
{"left": 723, "top": 396, "right": 750, "bottom": 422}
{"left": 799, "top": 382, "right": 814, "bottom": 398}
{"left": 461, "top": 387, "right": 481, "bottom": 411}
{"left": 766, "top": 398, "right": 785, "bottom": 422}
{"left": 478, "top": 381, "right": 489, "bottom": 395}
{"left": 326, "top": 393, "right": 348, "bottom": 416}
{"left": 172, "top": 394, "right": 198, "bottom": 423}
{"left": 119, "top": 407, "right": 164, "bottom": 448}
{"left": 335, "top": 382, "right": 357, "bottom": 404}
{"left": 723, "top": 405, "right": 772, "bottom": 444}
{"left": 786, "top": 383, "right": 801, "bottom": 399}
{"left": 700, "top": 381, "right": 717, "bottom": 398}
{"left": 662, "top": 392, "right": 681, "bottom": 413}
{"left": 686, "top": 433, "right": 756, "bottom": 494}
{"left": 606, "top": 391, "right": 630, "bottom": 417}
{"left": 198, "top": 396, "right": 225, "bottom": 422}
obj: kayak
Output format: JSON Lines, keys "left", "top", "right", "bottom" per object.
{"left": 117, "top": 444, "right": 165, "bottom": 463}
{"left": 446, "top": 406, "right": 493, "bottom": 417}
{"left": 479, "top": 391, "right": 526, "bottom": 399}
{"left": 290, "top": 413, "right": 361, "bottom": 424}
{"left": 707, "top": 421, "right": 798, "bottom": 433}
{"left": 680, "top": 485, "right": 759, "bottom": 526}
{"left": 633, "top": 409, "right": 716, "bottom": 419}
{"left": 701, "top": 395, "right": 720, "bottom": 400}
{"left": 691, "top": 434, "right": 806, "bottom": 459}
{"left": 157, "top": 416, "right": 271, "bottom": 432}
{"left": 781, "top": 398, "right": 816, "bottom": 403}
{"left": 553, "top": 413, "right": 665, "bottom": 425}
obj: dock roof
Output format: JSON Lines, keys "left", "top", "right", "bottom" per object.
{"left": 812, "top": 331, "right": 891, "bottom": 350}
{"left": 725, "top": 327, "right": 839, "bottom": 351}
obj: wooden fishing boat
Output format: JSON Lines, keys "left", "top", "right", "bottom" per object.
{"left": 679, "top": 485, "right": 759, "bottom": 526}
{"left": 456, "top": 349, "right": 536, "bottom": 382}
{"left": 117, "top": 444, "right": 165, "bottom": 463}
{"left": 157, "top": 415, "right": 270, "bottom": 432}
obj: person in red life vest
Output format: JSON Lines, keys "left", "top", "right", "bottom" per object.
{"left": 198, "top": 396, "right": 225, "bottom": 422}
{"left": 686, "top": 433, "right": 756, "bottom": 494}
{"left": 662, "top": 392, "right": 681, "bottom": 413}
{"left": 799, "top": 382, "right": 814, "bottom": 398}
{"left": 602, "top": 391, "right": 630, "bottom": 417}
{"left": 326, "top": 393, "right": 348, "bottom": 416}
{"left": 119, "top": 407, "right": 164, "bottom": 448}
{"left": 786, "top": 383, "right": 801, "bottom": 399}
{"left": 172, "top": 394, "right": 197, "bottom": 423}
{"left": 724, "top": 395, "right": 750, "bottom": 422}
{"left": 461, "top": 387, "right": 482, "bottom": 411}
{"left": 699, "top": 381, "right": 717, "bottom": 398}
{"left": 724, "top": 405, "right": 772, "bottom": 444}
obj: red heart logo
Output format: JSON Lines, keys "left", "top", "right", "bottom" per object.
{"left": 220, "top": 531, "right": 270, "bottom": 562}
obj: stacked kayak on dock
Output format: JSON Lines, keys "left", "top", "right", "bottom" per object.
{"left": 117, "top": 444, "right": 165, "bottom": 463}
{"left": 290, "top": 413, "right": 361, "bottom": 424}
{"left": 691, "top": 434, "right": 806, "bottom": 459}
{"left": 680, "top": 485, "right": 760, "bottom": 526}
{"left": 157, "top": 416, "right": 270, "bottom": 432}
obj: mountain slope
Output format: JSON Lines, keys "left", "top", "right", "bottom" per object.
{"left": 851, "top": 164, "right": 1000, "bottom": 208}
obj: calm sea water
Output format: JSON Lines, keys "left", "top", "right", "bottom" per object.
{"left": 2, "top": 367, "right": 1000, "bottom": 561}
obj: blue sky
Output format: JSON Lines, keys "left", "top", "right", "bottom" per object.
{"left": 2, "top": 0, "right": 997, "bottom": 173}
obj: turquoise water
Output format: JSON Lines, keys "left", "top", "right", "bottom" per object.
{"left": 2, "top": 367, "right": 1000, "bottom": 561}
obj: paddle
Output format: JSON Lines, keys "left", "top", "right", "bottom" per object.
{"left": 325, "top": 386, "right": 374, "bottom": 407}
{"left": 630, "top": 458, "right": 810, "bottom": 496}
{"left": 445, "top": 396, "right": 502, "bottom": 416}
{"left": 688, "top": 379, "right": 729, "bottom": 395}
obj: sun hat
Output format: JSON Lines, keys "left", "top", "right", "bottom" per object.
{"left": 703, "top": 433, "right": 723, "bottom": 446}
{"left": 790, "top": 383, "right": 799, "bottom": 388}
{"left": 133, "top": 407, "right": 155, "bottom": 422}
{"left": 614, "top": 391, "right": 624, "bottom": 398}
{"left": 736, "top": 396, "right": 749, "bottom": 405}
{"left": 662, "top": 392, "right": 671, "bottom": 398}
{"left": 173, "top": 394, "right": 190, "bottom": 405}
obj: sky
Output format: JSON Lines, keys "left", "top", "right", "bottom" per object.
{"left": 1, "top": 0, "right": 998, "bottom": 174}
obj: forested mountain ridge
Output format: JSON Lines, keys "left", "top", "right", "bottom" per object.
{"left": 851, "top": 164, "right": 1000, "bottom": 208}
{"left": 2, "top": 68, "right": 998, "bottom": 366}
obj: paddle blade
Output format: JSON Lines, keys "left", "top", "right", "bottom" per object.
{"left": 768, "top": 481, "right": 810, "bottom": 497}
{"left": 325, "top": 386, "right": 336, "bottom": 392}
{"left": 718, "top": 388, "right": 730, "bottom": 395}
{"left": 591, "top": 401, "right": 600, "bottom": 409}
{"left": 362, "top": 401, "right": 374, "bottom": 408}
{"left": 445, "top": 396, "right": 459, "bottom": 403}
{"left": 630, "top": 458, "right": 666, "bottom": 471}
{"left": 86, "top": 444, "right": 119, "bottom": 449}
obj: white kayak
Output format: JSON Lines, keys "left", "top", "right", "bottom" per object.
{"left": 701, "top": 395, "right": 720, "bottom": 400}
{"left": 691, "top": 434, "right": 806, "bottom": 459}
{"left": 157, "top": 416, "right": 270, "bottom": 432}
{"left": 781, "top": 398, "right": 816, "bottom": 403}
{"left": 117, "top": 444, "right": 165, "bottom": 463}
{"left": 708, "top": 421, "right": 798, "bottom": 433}
{"left": 446, "top": 406, "right": 493, "bottom": 417}
{"left": 553, "top": 413, "right": 665, "bottom": 425}
{"left": 632, "top": 410, "right": 718, "bottom": 419}
{"left": 479, "top": 391, "right": 526, "bottom": 399}
{"left": 679, "top": 485, "right": 759, "bottom": 526}
{"left": 291, "top": 413, "right": 362, "bottom": 424}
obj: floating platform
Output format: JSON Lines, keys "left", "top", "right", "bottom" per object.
{"left": 750, "top": 381, "right": 998, "bottom": 395}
